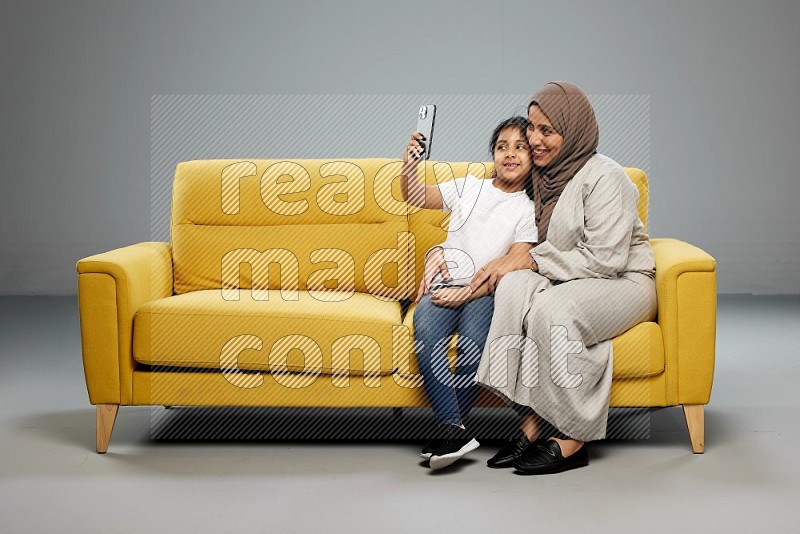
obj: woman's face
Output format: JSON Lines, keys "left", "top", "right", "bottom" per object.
{"left": 527, "top": 105, "right": 564, "bottom": 168}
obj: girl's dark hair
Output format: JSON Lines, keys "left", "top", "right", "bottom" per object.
{"left": 489, "top": 115, "right": 530, "bottom": 154}
{"left": 489, "top": 116, "right": 535, "bottom": 200}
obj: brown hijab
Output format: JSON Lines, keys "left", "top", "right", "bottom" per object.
{"left": 529, "top": 82, "right": 599, "bottom": 242}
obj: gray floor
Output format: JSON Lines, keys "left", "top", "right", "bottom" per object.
{"left": 1, "top": 295, "right": 799, "bottom": 533}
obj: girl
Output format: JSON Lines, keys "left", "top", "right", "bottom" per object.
{"left": 400, "top": 116, "right": 538, "bottom": 470}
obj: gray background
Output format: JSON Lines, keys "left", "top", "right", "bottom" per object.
{"left": 2, "top": 0, "right": 798, "bottom": 295}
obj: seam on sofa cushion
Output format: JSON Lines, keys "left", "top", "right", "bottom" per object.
{"left": 136, "top": 309, "right": 399, "bottom": 327}
{"left": 135, "top": 359, "right": 395, "bottom": 375}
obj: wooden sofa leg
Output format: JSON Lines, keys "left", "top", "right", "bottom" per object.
{"left": 96, "top": 404, "right": 119, "bottom": 454}
{"left": 682, "top": 404, "right": 705, "bottom": 454}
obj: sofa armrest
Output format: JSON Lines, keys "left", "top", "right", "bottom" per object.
{"left": 76, "top": 242, "right": 173, "bottom": 404}
{"left": 651, "top": 238, "right": 717, "bottom": 405}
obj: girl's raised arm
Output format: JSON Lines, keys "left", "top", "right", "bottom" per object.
{"left": 401, "top": 131, "right": 443, "bottom": 210}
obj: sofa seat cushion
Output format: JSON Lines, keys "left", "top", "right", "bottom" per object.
{"left": 610, "top": 322, "right": 664, "bottom": 378}
{"left": 400, "top": 303, "right": 664, "bottom": 379}
{"left": 133, "top": 289, "right": 403, "bottom": 375}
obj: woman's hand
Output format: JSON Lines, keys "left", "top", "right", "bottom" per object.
{"left": 470, "top": 245, "right": 533, "bottom": 295}
{"left": 415, "top": 246, "right": 451, "bottom": 302}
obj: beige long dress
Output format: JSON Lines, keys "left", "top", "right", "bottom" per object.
{"left": 474, "top": 154, "right": 657, "bottom": 441}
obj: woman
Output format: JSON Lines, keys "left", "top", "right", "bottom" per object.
{"left": 470, "top": 81, "right": 657, "bottom": 475}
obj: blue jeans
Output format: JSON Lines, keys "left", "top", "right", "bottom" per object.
{"left": 413, "top": 294, "right": 494, "bottom": 426}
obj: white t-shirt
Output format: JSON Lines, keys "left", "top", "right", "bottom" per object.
{"left": 435, "top": 174, "right": 537, "bottom": 287}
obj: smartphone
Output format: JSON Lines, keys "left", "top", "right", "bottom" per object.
{"left": 416, "top": 105, "right": 436, "bottom": 160}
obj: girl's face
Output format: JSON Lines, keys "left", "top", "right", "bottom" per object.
{"left": 493, "top": 127, "right": 533, "bottom": 188}
{"left": 527, "top": 105, "right": 564, "bottom": 167}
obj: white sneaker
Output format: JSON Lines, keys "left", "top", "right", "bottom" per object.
{"left": 428, "top": 426, "right": 480, "bottom": 470}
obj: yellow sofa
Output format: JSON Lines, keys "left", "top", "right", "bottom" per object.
{"left": 77, "top": 159, "right": 716, "bottom": 454}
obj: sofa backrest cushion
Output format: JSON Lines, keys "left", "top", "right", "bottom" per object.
{"left": 626, "top": 168, "right": 650, "bottom": 233}
{"left": 171, "top": 159, "right": 649, "bottom": 301}
{"left": 171, "top": 159, "right": 412, "bottom": 299}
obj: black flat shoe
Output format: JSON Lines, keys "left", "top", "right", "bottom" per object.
{"left": 513, "top": 439, "right": 589, "bottom": 475}
{"left": 486, "top": 434, "right": 534, "bottom": 469}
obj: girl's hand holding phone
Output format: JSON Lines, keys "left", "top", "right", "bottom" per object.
{"left": 402, "top": 131, "right": 426, "bottom": 169}
{"left": 401, "top": 129, "right": 443, "bottom": 210}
